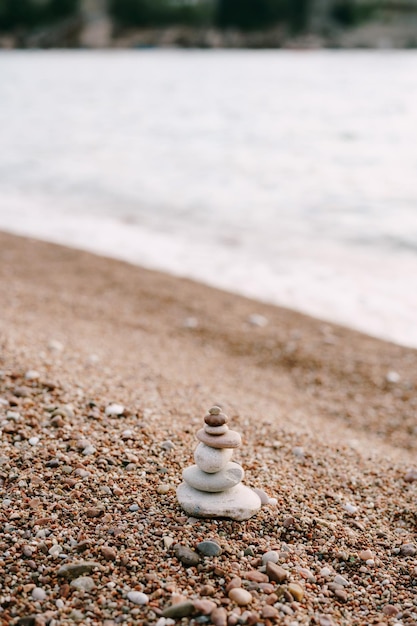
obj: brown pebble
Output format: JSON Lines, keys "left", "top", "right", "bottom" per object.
{"left": 259, "top": 583, "right": 275, "bottom": 594}
{"left": 197, "top": 428, "right": 241, "bottom": 448}
{"left": 261, "top": 605, "right": 279, "bottom": 620}
{"left": 228, "top": 588, "right": 253, "bottom": 606}
{"left": 75, "top": 540, "right": 90, "bottom": 553}
{"left": 193, "top": 599, "right": 216, "bottom": 615}
{"left": 288, "top": 582, "right": 304, "bottom": 602}
{"left": 334, "top": 588, "right": 348, "bottom": 602}
{"left": 211, "top": 607, "right": 228, "bottom": 626}
{"left": 205, "top": 412, "right": 228, "bottom": 427}
{"left": 266, "top": 562, "right": 288, "bottom": 583}
{"left": 226, "top": 577, "right": 242, "bottom": 593}
{"left": 85, "top": 507, "right": 104, "bottom": 518}
{"left": 245, "top": 570, "right": 269, "bottom": 583}
{"left": 358, "top": 549, "right": 373, "bottom": 561}
{"left": 383, "top": 605, "right": 399, "bottom": 616}
{"left": 200, "top": 584, "right": 216, "bottom": 596}
{"left": 100, "top": 546, "right": 116, "bottom": 561}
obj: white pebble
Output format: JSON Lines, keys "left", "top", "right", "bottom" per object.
{"left": 386, "top": 370, "right": 400, "bottom": 383}
{"left": 248, "top": 313, "right": 268, "bottom": 327}
{"left": 127, "top": 591, "right": 149, "bottom": 605}
{"left": 82, "top": 445, "right": 96, "bottom": 456}
{"left": 262, "top": 550, "right": 279, "bottom": 565}
{"left": 183, "top": 316, "right": 198, "bottom": 328}
{"left": 334, "top": 574, "right": 349, "bottom": 586}
{"left": 29, "top": 437, "right": 39, "bottom": 446}
{"left": 48, "top": 544, "right": 61, "bottom": 556}
{"left": 268, "top": 497, "right": 278, "bottom": 506}
{"left": 344, "top": 503, "right": 357, "bottom": 514}
{"left": 105, "top": 403, "right": 125, "bottom": 416}
{"left": 48, "top": 340, "right": 64, "bottom": 352}
{"left": 32, "top": 587, "right": 46, "bottom": 601}
{"left": 320, "top": 567, "right": 332, "bottom": 578}
{"left": 25, "top": 370, "right": 40, "bottom": 380}
{"left": 56, "top": 599, "right": 65, "bottom": 609}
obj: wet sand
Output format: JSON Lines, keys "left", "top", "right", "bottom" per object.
{"left": 0, "top": 231, "right": 416, "bottom": 625}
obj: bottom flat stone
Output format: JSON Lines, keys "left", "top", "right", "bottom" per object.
{"left": 176, "top": 483, "right": 261, "bottom": 521}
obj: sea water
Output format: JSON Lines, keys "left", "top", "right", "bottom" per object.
{"left": 1, "top": 50, "right": 417, "bottom": 347}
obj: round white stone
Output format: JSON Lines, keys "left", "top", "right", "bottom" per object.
{"left": 183, "top": 462, "right": 244, "bottom": 492}
{"left": 127, "top": 591, "right": 149, "bottom": 605}
{"left": 194, "top": 443, "right": 233, "bottom": 473}
{"left": 176, "top": 483, "right": 261, "bottom": 521}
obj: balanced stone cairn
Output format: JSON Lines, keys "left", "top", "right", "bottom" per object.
{"left": 177, "top": 406, "right": 262, "bottom": 521}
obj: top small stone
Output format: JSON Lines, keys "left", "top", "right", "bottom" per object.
{"left": 205, "top": 408, "right": 228, "bottom": 427}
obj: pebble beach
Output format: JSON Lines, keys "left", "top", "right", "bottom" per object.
{"left": 0, "top": 231, "right": 416, "bottom": 626}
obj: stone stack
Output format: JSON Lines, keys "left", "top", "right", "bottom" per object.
{"left": 176, "top": 406, "right": 261, "bottom": 521}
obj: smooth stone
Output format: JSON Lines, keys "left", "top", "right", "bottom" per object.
{"left": 162, "top": 601, "right": 195, "bottom": 618}
{"left": 176, "top": 483, "right": 262, "bottom": 521}
{"left": 204, "top": 424, "right": 228, "bottom": 436}
{"left": 204, "top": 412, "right": 228, "bottom": 427}
{"left": 197, "top": 541, "right": 222, "bottom": 557}
{"left": 262, "top": 550, "right": 279, "bottom": 565}
{"left": 127, "top": 591, "right": 149, "bottom": 605}
{"left": 208, "top": 406, "right": 221, "bottom": 415}
{"left": 288, "top": 582, "right": 304, "bottom": 602}
{"left": 31, "top": 587, "right": 46, "bottom": 601}
{"left": 174, "top": 544, "right": 200, "bottom": 567}
{"left": 57, "top": 562, "right": 101, "bottom": 580}
{"left": 70, "top": 576, "right": 95, "bottom": 592}
{"left": 183, "top": 463, "right": 244, "bottom": 493}
{"left": 228, "top": 587, "right": 252, "bottom": 605}
{"left": 194, "top": 443, "right": 233, "bottom": 473}
{"left": 266, "top": 561, "right": 288, "bottom": 583}
{"left": 252, "top": 487, "right": 270, "bottom": 505}
{"left": 196, "top": 429, "right": 241, "bottom": 449}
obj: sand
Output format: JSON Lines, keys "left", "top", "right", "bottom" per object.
{"left": 0, "top": 231, "right": 416, "bottom": 626}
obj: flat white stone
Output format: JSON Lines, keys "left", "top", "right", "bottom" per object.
{"left": 176, "top": 483, "right": 261, "bottom": 521}
{"left": 194, "top": 443, "right": 233, "bottom": 473}
{"left": 183, "top": 462, "right": 244, "bottom": 492}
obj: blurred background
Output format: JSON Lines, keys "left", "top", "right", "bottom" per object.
{"left": 1, "top": 0, "right": 417, "bottom": 48}
{"left": 0, "top": 1, "right": 417, "bottom": 347}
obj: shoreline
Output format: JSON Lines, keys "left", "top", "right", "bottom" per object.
{"left": 0, "top": 230, "right": 416, "bottom": 625}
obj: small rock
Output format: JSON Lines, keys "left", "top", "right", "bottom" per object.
{"left": 197, "top": 541, "right": 222, "bottom": 557}
{"left": 228, "top": 587, "right": 253, "bottom": 606}
{"left": 404, "top": 468, "right": 417, "bottom": 482}
{"left": 174, "top": 544, "right": 200, "bottom": 568}
{"left": 25, "top": 370, "right": 40, "bottom": 380}
{"left": 333, "top": 588, "right": 347, "bottom": 602}
{"left": 343, "top": 503, "right": 358, "bottom": 514}
{"left": 247, "top": 314, "right": 268, "bottom": 327}
{"left": 57, "top": 561, "right": 101, "bottom": 580}
{"left": 211, "top": 607, "right": 227, "bottom": 626}
{"left": 129, "top": 504, "right": 140, "bottom": 512}
{"left": 266, "top": 561, "right": 288, "bottom": 583}
{"left": 288, "top": 582, "right": 304, "bottom": 602}
{"left": 320, "top": 567, "right": 332, "bottom": 578}
{"left": 70, "top": 576, "right": 95, "bottom": 592}
{"left": 183, "top": 317, "right": 198, "bottom": 329}
{"left": 31, "top": 587, "right": 46, "bottom": 602}
{"left": 333, "top": 574, "right": 349, "bottom": 587}
{"left": 193, "top": 599, "right": 216, "bottom": 615}
{"left": 157, "top": 484, "right": 172, "bottom": 494}
{"left": 400, "top": 543, "right": 416, "bottom": 557}
{"left": 163, "top": 536, "right": 175, "bottom": 550}
{"left": 127, "top": 591, "right": 148, "bottom": 605}
{"left": 101, "top": 546, "right": 116, "bottom": 561}
{"left": 245, "top": 570, "right": 269, "bottom": 583}
{"left": 29, "top": 437, "right": 39, "bottom": 446}
{"left": 383, "top": 604, "right": 399, "bottom": 616}
{"left": 160, "top": 440, "right": 175, "bottom": 451}
{"left": 105, "top": 403, "right": 125, "bottom": 416}
{"left": 226, "top": 577, "right": 242, "bottom": 593}
{"left": 358, "top": 549, "right": 373, "bottom": 561}
{"left": 261, "top": 605, "right": 279, "bottom": 619}
{"left": 82, "top": 445, "right": 96, "bottom": 456}
{"left": 262, "top": 550, "right": 279, "bottom": 565}
{"left": 85, "top": 507, "right": 104, "bottom": 518}
{"left": 162, "top": 601, "right": 195, "bottom": 618}
{"left": 318, "top": 616, "right": 336, "bottom": 626}
{"left": 386, "top": 371, "right": 400, "bottom": 383}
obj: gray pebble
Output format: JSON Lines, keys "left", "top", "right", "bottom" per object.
{"left": 197, "top": 541, "right": 222, "bottom": 557}
{"left": 162, "top": 601, "right": 195, "bottom": 618}
{"left": 129, "top": 504, "right": 140, "bottom": 512}
{"left": 31, "top": 587, "right": 46, "bottom": 601}
{"left": 400, "top": 543, "right": 416, "bottom": 557}
{"left": 333, "top": 574, "right": 349, "bottom": 587}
